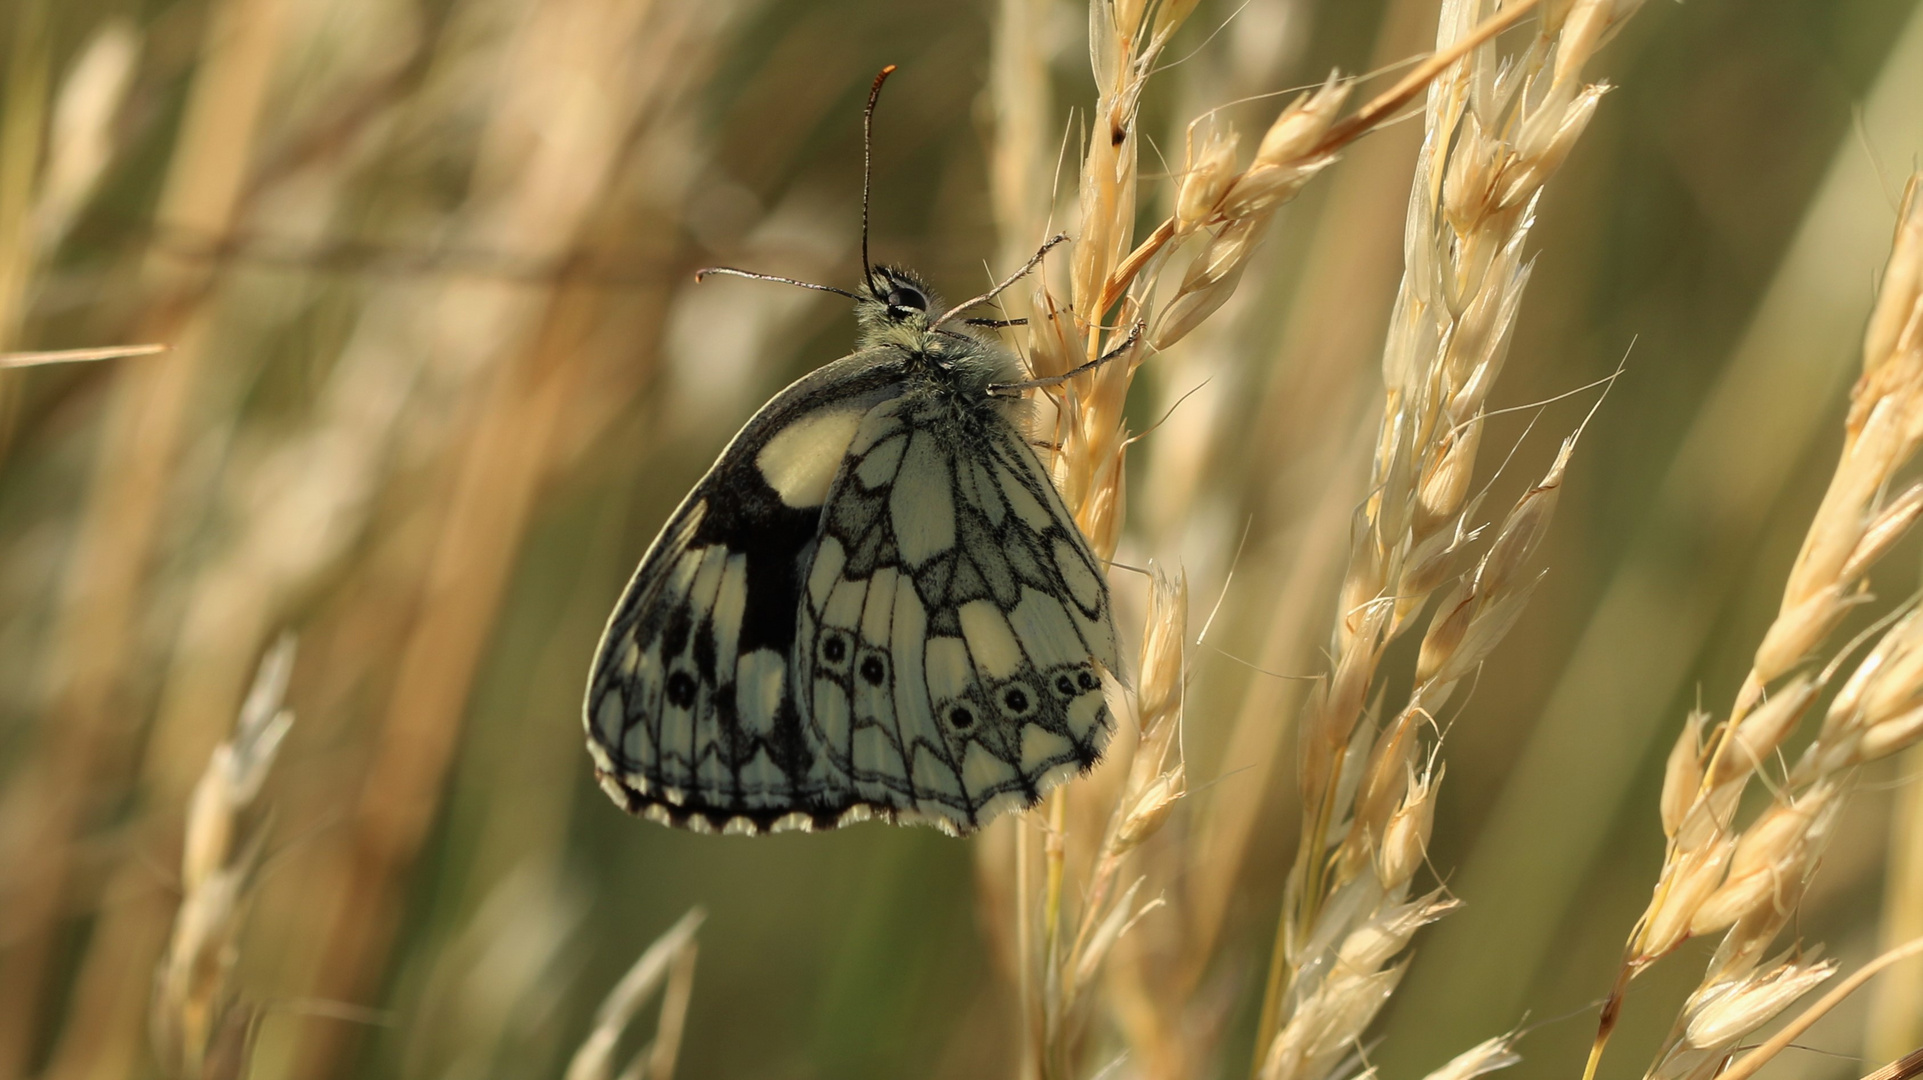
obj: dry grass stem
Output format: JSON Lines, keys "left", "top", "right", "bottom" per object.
{"left": 1251, "top": 1, "right": 1640, "bottom": 1075}
{"left": 1861, "top": 1047, "right": 1923, "bottom": 1080}
{"left": 1705, "top": 935, "right": 1923, "bottom": 1080}
{"left": 995, "top": 2, "right": 1641, "bottom": 1076}
{"left": 0, "top": 344, "right": 166, "bottom": 367}
{"left": 1001, "top": 1, "right": 1580, "bottom": 1074}
{"left": 6, "top": 1, "right": 1909, "bottom": 1078}
{"left": 1867, "top": 745, "right": 1923, "bottom": 1056}
{"left": 565, "top": 908, "right": 705, "bottom": 1080}
{"left": 1593, "top": 175, "right": 1923, "bottom": 1080}
{"left": 151, "top": 635, "right": 296, "bottom": 1080}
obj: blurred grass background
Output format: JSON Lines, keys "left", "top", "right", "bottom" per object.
{"left": 1, "top": 0, "right": 1922, "bottom": 1078}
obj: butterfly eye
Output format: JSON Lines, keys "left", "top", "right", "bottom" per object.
{"left": 885, "top": 283, "right": 927, "bottom": 317}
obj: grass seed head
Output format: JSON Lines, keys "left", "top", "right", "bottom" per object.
{"left": 1687, "top": 786, "right": 1835, "bottom": 937}
{"left": 1418, "top": 1035, "right": 1523, "bottom": 1080}
{"left": 1751, "top": 585, "right": 1851, "bottom": 687}
{"left": 1861, "top": 177, "right": 1923, "bottom": 385}
{"left": 1638, "top": 837, "right": 1737, "bottom": 959}
{"left": 1680, "top": 961, "right": 1836, "bottom": 1051}
{"left": 1707, "top": 676, "right": 1815, "bottom": 786}
{"left": 1377, "top": 765, "right": 1441, "bottom": 890}
{"left": 1839, "top": 481, "right": 1923, "bottom": 582}
{"left": 1175, "top": 125, "right": 1239, "bottom": 235}
{"left": 1660, "top": 711, "right": 1708, "bottom": 838}
{"left": 1254, "top": 73, "right": 1350, "bottom": 167}
{"left": 153, "top": 635, "right": 295, "bottom": 1079}
{"left": 1857, "top": 705, "right": 1923, "bottom": 761}
{"left": 1115, "top": 763, "right": 1185, "bottom": 853}
{"left": 1336, "top": 892, "right": 1459, "bottom": 974}
{"left": 1137, "top": 569, "right": 1188, "bottom": 734}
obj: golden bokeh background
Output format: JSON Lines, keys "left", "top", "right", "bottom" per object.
{"left": 2, "top": 0, "right": 1922, "bottom": 1078}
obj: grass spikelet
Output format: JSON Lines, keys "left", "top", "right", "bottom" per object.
{"left": 1420, "top": 1034, "right": 1524, "bottom": 1080}
{"left": 565, "top": 908, "right": 705, "bottom": 1080}
{"left": 151, "top": 634, "right": 295, "bottom": 1080}
{"left": 993, "top": 2, "right": 1637, "bottom": 1075}
{"left": 1251, "top": 1, "right": 1639, "bottom": 1072}
{"left": 1587, "top": 173, "right": 1923, "bottom": 1080}
{"left": 1032, "top": 568, "right": 1188, "bottom": 1077}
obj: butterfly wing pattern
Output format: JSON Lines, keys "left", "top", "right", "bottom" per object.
{"left": 796, "top": 394, "right": 1119, "bottom": 833}
{"left": 584, "top": 265, "right": 1121, "bottom": 836}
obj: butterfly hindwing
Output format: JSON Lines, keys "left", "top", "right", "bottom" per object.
{"left": 796, "top": 392, "right": 1121, "bottom": 834}
{"left": 585, "top": 351, "right": 910, "bottom": 833}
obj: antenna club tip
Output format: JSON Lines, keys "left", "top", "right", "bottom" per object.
{"left": 879, "top": 63, "right": 897, "bottom": 76}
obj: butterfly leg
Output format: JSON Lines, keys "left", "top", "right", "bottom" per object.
{"left": 987, "top": 319, "right": 1145, "bottom": 396}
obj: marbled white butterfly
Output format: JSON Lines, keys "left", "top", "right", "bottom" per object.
{"left": 582, "top": 69, "right": 1121, "bottom": 836}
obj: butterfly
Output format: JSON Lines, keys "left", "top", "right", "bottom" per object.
{"left": 582, "top": 71, "right": 1123, "bottom": 837}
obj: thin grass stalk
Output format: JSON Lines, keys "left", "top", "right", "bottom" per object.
{"left": 0, "top": 344, "right": 165, "bottom": 366}
{"left": 149, "top": 636, "right": 295, "bottom": 1080}
{"left": 1250, "top": 0, "right": 1643, "bottom": 1074}
{"left": 0, "top": 0, "right": 291, "bottom": 1063}
{"left": 564, "top": 909, "right": 704, "bottom": 1080}
{"left": 1866, "top": 743, "right": 1923, "bottom": 1058}
{"left": 293, "top": 7, "right": 734, "bottom": 1071}
{"left": 0, "top": 0, "right": 48, "bottom": 351}
{"left": 1600, "top": 174, "right": 1923, "bottom": 1080}
{"left": 1001, "top": 2, "right": 1581, "bottom": 1075}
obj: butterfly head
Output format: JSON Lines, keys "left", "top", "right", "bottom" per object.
{"left": 856, "top": 264, "right": 976, "bottom": 362}
{"left": 859, "top": 265, "right": 938, "bottom": 329}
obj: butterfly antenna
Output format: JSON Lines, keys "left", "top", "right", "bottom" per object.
{"left": 861, "top": 64, "right": 897, "bottom": 295}
{"left": 933, "top": 233, "right": 1068, "bottom": 329}
{"left": 693, "top": 266, "right": 860, "bottom": 300}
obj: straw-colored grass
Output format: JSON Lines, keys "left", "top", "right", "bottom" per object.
{"left": 971, "top": 2, "right": 1647, "bottom": 1078}
{"left": 1579, "top": 174, "right": 1923, "bottom": 1080}
{"left": 4, "top": 1, "right": 1923, "bottom": 1079}
{"left": 151, "top": 635, "right": 294, "bottom": 1080}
